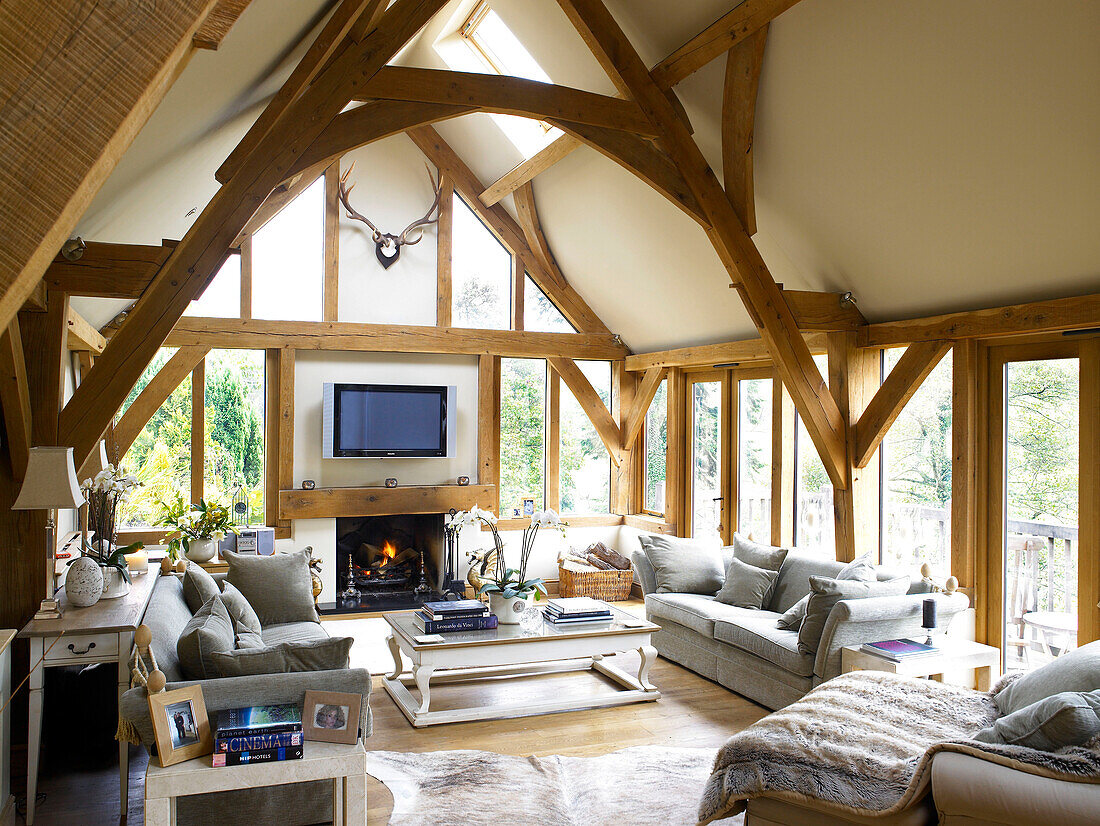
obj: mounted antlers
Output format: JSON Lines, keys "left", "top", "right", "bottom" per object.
{"left": 337, "top": 161, "right": 442, "bottom": 269}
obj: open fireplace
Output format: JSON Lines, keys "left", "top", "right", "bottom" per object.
{"left": 331, "top": 514, "right": 447, "bottom": 613}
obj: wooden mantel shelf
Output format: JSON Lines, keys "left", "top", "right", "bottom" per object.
{"left": 278, "top": 484, "right": 496, "bottom": 520}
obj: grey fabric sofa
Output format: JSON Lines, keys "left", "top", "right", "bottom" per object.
{"left": 633, "top": 546, "right": 970, "bottom": 709}
{"left": 120, "top": 572, "right": 372, "bottom": 826}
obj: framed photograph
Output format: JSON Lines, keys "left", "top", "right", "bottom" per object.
{"left": 303, "top": 689, "right": 362, "bottom": 745}
{"left": 522, "top": 497, "right": 536, "bottom": 517}
{"left": 148, "top": 685, "right": 213, "bottom": 767}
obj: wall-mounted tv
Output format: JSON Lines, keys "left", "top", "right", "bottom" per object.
{"left": 322, "top": 383, "right": 457, "bottom": 458}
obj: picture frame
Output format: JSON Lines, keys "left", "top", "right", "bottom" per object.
{"left": 522, "top": 497, "right": 536, "bottom": 517}
{"left": 148, "top": 684, "right": 213, "bottom": 767}
{"left": 302, "top": 689, "right": 362, "bottom": 745}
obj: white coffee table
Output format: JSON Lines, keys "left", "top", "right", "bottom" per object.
{"left": 144, "top": 740, "right": 367, "bottom": 825}
{"left": 383, "top": 606, "right": 661, "bottom": 727}
{"left": 842, "top": 638, "right": 1000, "bottom": 690}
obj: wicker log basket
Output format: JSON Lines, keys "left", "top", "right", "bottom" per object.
{"left": 558, "top": 563, "right": 634, "bottom": 601}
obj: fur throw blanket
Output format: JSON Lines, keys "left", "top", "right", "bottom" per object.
{"left": 699, "top": 671, "right": 1100, "bottom": 824}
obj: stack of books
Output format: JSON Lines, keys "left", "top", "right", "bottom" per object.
{"left": 544, "top": 597, "right": 613, "bottom": 626}
{"left": 414, "top": 599, "right": 499, "bottom": 633}
{"left": 212, "top": 703, "right": 303, "bottom": 767}
{"left": 860, "top": 638, "right": 939, "bottom": 662}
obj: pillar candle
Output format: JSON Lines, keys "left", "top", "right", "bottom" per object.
{"left": 922, "top": 597, "right": 937, "bottom": 630}
{"left": 125, "top": 549, "right": 149, "bottom": 573}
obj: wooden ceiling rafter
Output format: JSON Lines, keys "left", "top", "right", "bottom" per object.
{"left": 620, "top": 365, "right": 667, "bottom": 451}
{"left": 43, "top": 240, "right": 177, "bottom": 299}
{"left": 547, "top": 356, "right": 624, "bottom": 467}
{"left": 479, "top": 135, "right": 582, "bottom": 207}
{"left": 60, "top": 0, "right": 451, "bottom": 469}
{"left": 193, "top": 0, "right": 253, "bottom": 50}
{"left": 852, "top": 339, "right": 952, "bottom": 469}
{"left": 406, "top": 125, "right": 611, "bottom": 335}
{"left": 66, "top": 306, "right": 106, "bottom": 353}
{"left": 721, "top": 24, "right": 769, "bottom": 235}
{"left": 556, "top": 0, "right": 849, "bottom": 489}
{"left": 0, "top": 317, "right": 33, "bottom": 480}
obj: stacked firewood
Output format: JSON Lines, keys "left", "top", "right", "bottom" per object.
{"left": 558, "top": 541, "right": 632, "bottom": 573}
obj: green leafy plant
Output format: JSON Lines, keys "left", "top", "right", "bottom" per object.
{"left": 157, "top": 493, "right": 239, "bottom": 561}
{"left": 70, "top": 537, "right": 141, "bottom": 584}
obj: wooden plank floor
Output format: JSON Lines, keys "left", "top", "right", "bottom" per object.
{"left": 25, "top": 601, "right": 768, "bottom": 825}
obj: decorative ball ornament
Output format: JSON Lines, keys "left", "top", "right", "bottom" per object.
{"left": 146, "top": 669, "right": 167, "bottom": 694}
{"left": 945, "top": 576, "right": 959, "bottom": 594}
{"left": 65, "top": 557, "right": 104, "bottom": 607}
{"left": 920, "top": 562, "right": 933, "bottom": 579}
{"left": 174, "top": 559, "right": 187, "bottom": 574}
{"left": 160, "top": 557, "right": 173, "bottom": 575}
{"left": 135, "top": 625, "right": 152, "bottom": 652}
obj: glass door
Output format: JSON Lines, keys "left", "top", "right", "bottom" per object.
{"left": 688, "top": 373, "right": 727, "bottom": 544}
{"left": 994, "top": 346, "right": 1080, "bottom": 672}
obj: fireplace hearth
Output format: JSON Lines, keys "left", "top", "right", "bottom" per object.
{"left": 322, "top": 513, "right": 450, "bottom": 614}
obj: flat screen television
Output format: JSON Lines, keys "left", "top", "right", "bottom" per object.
{"left": 322, "top": 383, "right": 457, "bottom": 458}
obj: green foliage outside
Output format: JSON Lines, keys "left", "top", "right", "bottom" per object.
{"left": 644, "top": 381, "right": 667, "bottom": 512}
{"left": 118, "top": 349, "right": 265, "bottom": 528}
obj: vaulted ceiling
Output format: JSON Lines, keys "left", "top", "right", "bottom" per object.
{"left": 72, "top": 0, "right": 1100, "bottom": 353}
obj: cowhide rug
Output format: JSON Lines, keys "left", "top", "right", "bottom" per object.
{"left": 364, "top": 745, "right": 742, "bottom": 825}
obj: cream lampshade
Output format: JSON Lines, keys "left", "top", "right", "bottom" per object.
{"left": 13, "top": 447, "right": 84, "bottom": 619}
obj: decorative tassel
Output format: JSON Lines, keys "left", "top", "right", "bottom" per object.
{"left": 115, "top": 717, "right": 141, "bottom": 746}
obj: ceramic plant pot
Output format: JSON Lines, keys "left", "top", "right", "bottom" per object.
{"left": 185, "top": 537, "right": 218, "bottom": 563}
{"left": 65, "top": 556, "right": 103, "bottom": 608}
{"left": 489, "top": 592, "right": 532, "bottom": 625}
{"left": 100, "top": 565, "right": 131, "bottom": 599}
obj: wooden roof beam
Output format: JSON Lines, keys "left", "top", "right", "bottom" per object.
{"left": 781, "top": 289, "right": 867, "bottom": 331}
{"left": 852, "top": 340, "right": 952, "bottom": 468}
{"left": 548, "top": 356, "right": 623, "bottom": 467}
{"left": 112, "top": 345, "right": 210, "bottom": 458}
{"left": 60, "top": 0, "right": 450, "bottom": 469}
{"left": 66, "top": 306, "right": 106, "bottom": 353}
{"left": 406, "top": 125, "right": 611, "bottom": 335}
{"left": 0, "top": 318, "right": 33, "bottom": 480}
{"left": 193, "top": 0, "right": 253, "bottom": 50}
{"left": 479, "top": 135, "right": 582, "bottom": 207}
{"left": 721, "top": 25, "right": 768, "bottom": 235}
{"left": 558, "top": 0, "right": 848, "bottom": 489}
{"left": 620, "top": 366, "right": 666, "bottom": 451}
{"left": 650, "top": 0, "right": 803, "bottom": 89}
{"left": 0, "top": 0, "right": 219, "bottom": 336}
{"left": 43, "top": 241, "right": 177, "bottom": 298}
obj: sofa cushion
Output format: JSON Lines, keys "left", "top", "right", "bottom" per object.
{"left": 714, "top": 615, "right": 814, "bottom": 677}
{"left": 994, "top": 640, "right": 1100, "bottom": 715}
{"left": 797, "top": 575, "right": 910, "bottom": 656}
{"left": 219, "top": 581, "right": 264, "bottom": 648}
{"left": 176, "top": 595, "right": 236, "bottom": 680}
{"left": 835, "top": 553, "right": 877, "bottom": 583}
{"left": 776, "top": 594, "right": 809, "bottom": 631}
{"left": 182, "top": 562, "right": 220, "bottom": 614}
{"left": 638, "top": 534, "right": 725, "bottom": 595}
{"left": 212, "top": 636, "right": 354, "bottom": 677}
{"left": 731, "top": 533, "right": 788, "bottom": 606}
{"left": 715, "top": 557, "right": 781, "bottom": 609}
{"left": 261, "top": 621, "right": 330, "bottom": 647}
{"left": 224, "top": 548, "right": 320, "bottom": 626}
{"left": 768, "top": 551, "right": 847, "bottom": 614}
{"left": 975, "top": 689, "right": 1100, "bottom": 750}
{"left": 646, "top": 593, "right": 767, "bottom": 637}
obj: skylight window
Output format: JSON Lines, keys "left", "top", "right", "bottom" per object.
{"left": 452, "top": 2, "right": 561, "bottom": 158}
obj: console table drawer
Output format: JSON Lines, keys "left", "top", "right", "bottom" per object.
{"left": 45, "top": 633, "right": 118, "bottom": 661}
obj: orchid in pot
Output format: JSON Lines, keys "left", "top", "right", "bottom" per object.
{"left": 157, "top": 493, "right": 239, "bottom": 563}
{"left": 70, "top": 466, "right": 143, "bottom": 602}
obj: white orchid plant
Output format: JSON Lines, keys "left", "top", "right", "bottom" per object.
{"left": 77, "top": 465, "right": 143, "bottom": 582}
{"left": 446, "top": 507, "right": 563, "bottom": 601}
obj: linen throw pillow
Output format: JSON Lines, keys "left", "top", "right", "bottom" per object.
{"left": 797, "top": 575, "right": 911, "bottom": 656}
{"left": 219, "top": 581, "right": 264, "bottom": 648}
{"left": 776, "top": 594, "right": 810, "bottom": 631}
{"left": 212, "top": 636, "right": 354, "bottom": 677}
{"left": 223, "top": 547, "right": 319, "bottom": 626}
{"left": 774, "top": 554, "right": 873, "bottom": 631}
{"left": 730, "top": 533, "right": 789, "bottom": 607}
{"left": 994, "top": 640, "right": 1100, "bottom": 715}
{"left": 638, "top": 534, "right": 725, "bottom": 595}
{"left": 715, "top": 557, "right": 780, "bottom": 609}
{"left": 975, "top": 689, "right": 1100, "bottom": 751}
{"left": 176, "top": 595, "right": 236, "bottom": 680}
{"left": 181, "top": 561, "right": 220, "bottom": 614}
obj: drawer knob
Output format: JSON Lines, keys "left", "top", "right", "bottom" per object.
{"left": 67, "top": 642, "right": 96, "bottom": 655}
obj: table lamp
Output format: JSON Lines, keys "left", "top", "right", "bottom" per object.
{"left": 13, "top": 447, "right": 84, "bottom": 619}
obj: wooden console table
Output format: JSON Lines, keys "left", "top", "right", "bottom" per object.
{"left": 18, "top": 569, "right": 159, "bottom": 825}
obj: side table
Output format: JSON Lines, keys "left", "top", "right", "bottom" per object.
{"left": 144, "top": 740, "right": 367, "bottom": 825}
{"left": 841, "top": 637, "right": 1000, "bottom": 691}
{"left": 17, "top": 569, "right": 159, "bottom": 824}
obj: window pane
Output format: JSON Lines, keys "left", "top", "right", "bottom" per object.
{"left": 184, "top": 254, "right": 240, "bottom": 318}
{"left": 881, "top": 348, "right": 952, "bottom": 573}
{"left": 452, "top": 194, "right": 511, "bottom": 329}
{"left": 524, "top": 275, "right": 573, "bottom": 333}
{"left": 691, "top": 381, "right": 721, "bottom": 542}
{"left": 738, "top": 378, "right": 772, "bottom": 543}
{"left": 560, "top": 360, "right": 611, "bottom": 514}
{"left": 252, "top": 176, "right": 324, "bottom": 321}
{"left": 500, "top": 358, "right": 546, "bottom": 517}
{"left": 204, "top": 350, "right": 266, "bottom": 525}
{"left": 795, "top": 355, "right": 834, "bottom": 552}
{"left": 117, "top": 349, "right": 191, "bottom": 527}
{"left": 644, "top": 380, "right": 667, "bottom": 514}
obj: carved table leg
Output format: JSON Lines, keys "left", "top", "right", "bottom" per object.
{"left": 412, "top": 664, "right": 435, "bottom": 714}
{"left": 637, "top": 645, "right": 658, "bottom": 691}
{"left": 385, "top": 634, "right": 402, "bottom": 680}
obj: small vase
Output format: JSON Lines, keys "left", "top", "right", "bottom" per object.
{"left": 65, "top": 557, "right": 103, "bottom": 608}
{"left": 489, "top": 592, "right": 532, "bottom": 625}
{"left": 100, "top": 566, "right": 131, "bottom": 599}
{"left": 186, "top": 538, "right": 218, "bottom": 563}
